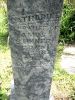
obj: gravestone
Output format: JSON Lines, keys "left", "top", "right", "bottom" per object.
{"left": 7, "top": 0, "right": 63, "bottom": 100}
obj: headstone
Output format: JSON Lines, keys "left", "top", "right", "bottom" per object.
{"left": 7, "top": 0, "right": 63, "bottom": 100}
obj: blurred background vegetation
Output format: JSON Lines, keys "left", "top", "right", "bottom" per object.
{"left": 0, "top": 0, "right": 75, "bottom": 100}
{"left": 0, "top": 0, "right": 8, "bottom": 51}
{"left": 60, "top": 0, "right": 75, "bottom": 44}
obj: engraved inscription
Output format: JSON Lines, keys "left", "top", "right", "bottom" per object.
{"left": 21, "top": 13, "right": 50, "bottom": 22}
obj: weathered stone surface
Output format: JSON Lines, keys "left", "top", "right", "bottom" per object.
{"left": 7, "top": 0, "right": 63, "bottom": 100}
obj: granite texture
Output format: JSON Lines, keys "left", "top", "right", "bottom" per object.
{"left": 7, "top": 0, "right": 63, "bottom": 100}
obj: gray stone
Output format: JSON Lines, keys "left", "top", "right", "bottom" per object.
{"left": 7, "top": 0, "right": 63, "bottom": 100}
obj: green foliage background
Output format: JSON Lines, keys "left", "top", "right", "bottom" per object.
{"left": 60, "top": 4, "right": 75, "bottom": 43}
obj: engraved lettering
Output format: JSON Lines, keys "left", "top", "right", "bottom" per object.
{"left": 21, "top": 13, "right": 50, "bottom": 22}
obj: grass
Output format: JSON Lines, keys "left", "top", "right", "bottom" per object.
{"left": 51, "top": 45, "right": 75, "bottom": 99}
{"left": 0, "top": 48, "right": 12, "bottom": 100}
